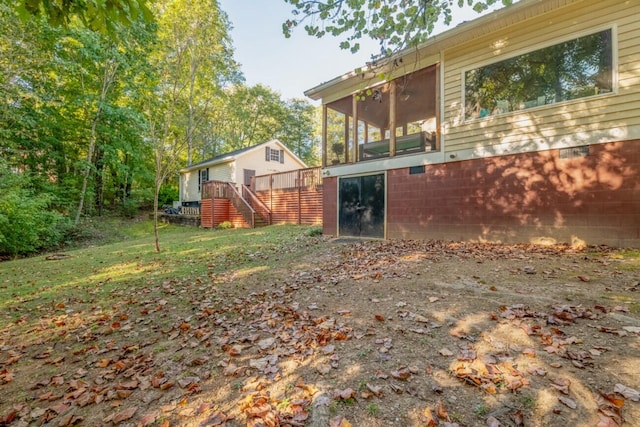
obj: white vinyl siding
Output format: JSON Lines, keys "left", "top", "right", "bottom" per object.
{"left": 442, "top": 0, "right": 640, "bottom": 155}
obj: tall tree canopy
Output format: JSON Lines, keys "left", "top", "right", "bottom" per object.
{"left": 283, "top": 0, "right": 513, "bottom": 58}
{"left": 15, "top": 0, "right": 152, "bottom": 33}
{"left": 1, "top": 0, "right": 321, "bottom": 255}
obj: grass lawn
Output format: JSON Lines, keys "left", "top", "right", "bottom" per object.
{"left": 1, "top": 220, "right": 639, "bottom": 427}
{"left": 0, "top": 221, "right": 320, "bottom": 316}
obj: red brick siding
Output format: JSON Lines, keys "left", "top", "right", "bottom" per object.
{"left": 385, "top": 140, "right": 640, "bottom": 247}
{"left": 322, "top": 177, "right": 338, "bottom": 236}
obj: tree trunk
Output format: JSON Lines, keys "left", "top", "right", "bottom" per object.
{"left": 154, "top": 180, "right": 161, "bottom": 252}
{"left": 75, "top": 57, "right": 119, "bottom": 225}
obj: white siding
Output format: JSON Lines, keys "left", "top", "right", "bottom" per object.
{"left": 179, "top": 142, "right": 306, "bottom": 202}
{"left": 180, "top": 169, "right": 199, "bottom": 203}
{"left": 180, "top": 163, "right": 233, "bottom": 202}
{"left": 209, "top": 163, "right": 233, "bottom": 183}
{"left": 442, "top": 0, "right": 640, "bottom": 158}
{"left": 233, "top": 144, "right": 306, "bottom": 185}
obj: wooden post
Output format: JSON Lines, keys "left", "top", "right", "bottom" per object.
{"left": 435, "top": 62, "right": 442, "bottom": 151}
{"left": 352, "top": 94, "right": 359, "bottom": 162}
{"left": 389, "top": 80, "right": 397, "bottom": 157}
{"left": 343, "top": 114, "right": 349, "bottom": 164}
{"left": 322, "top": 104, "right": 328, "bottom": 167}
{"left": 298, "top": 170, "right": 302, "bottom": 224}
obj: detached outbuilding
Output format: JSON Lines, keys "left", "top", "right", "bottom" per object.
{"left": 179, "top": 139, "right": 307, "bottom": 207}
{"left": 306, "top": 0, "right": 640, "bottom": 247}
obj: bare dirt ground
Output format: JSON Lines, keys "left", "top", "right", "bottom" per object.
{"left": 1, "top": 237, "right": 639, "bottom": 427}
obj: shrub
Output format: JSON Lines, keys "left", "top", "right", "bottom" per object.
{"left": 121, "top": 198, "right": 139, "bottom": 218}
{"left": 0, "top": 186, "right": 70, "bottom": 257}
{"left": 305, "top": 226, "right": 323, "bottom": 237}
{"left": 158, "top": 184, "right": 179, "bottom": 206}
{"left": 216, "top": 221, "right": 233, "bottom": 230}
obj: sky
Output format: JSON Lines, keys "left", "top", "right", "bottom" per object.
{"left": 218, "top": 0, "right": 505, "bottom": 101}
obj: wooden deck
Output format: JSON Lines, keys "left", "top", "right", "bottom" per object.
{"left": 200, "top": 167, "right": 323, "bottom": 228}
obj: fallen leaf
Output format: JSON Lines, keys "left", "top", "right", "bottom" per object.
{"left": 558, "top": 396, "right": 577, "bottom": 409}
{"left": 329, "top": 415, "right": 353, "bottom": 427}
{"left": 439, "top": 348, "right": 454, "bottom": 357}
{"left": 333, "top": 388, "right": 356, "bottom": 400}
{"left": 510, "top": 409, "right": 524, "bottom": 426}
{"left": 597, "top": 416, "right": 620, "bottom": 427}
{"left": 614, "top": 383, "right": 640, "bottom": 401}
{"left": 391, "top": 369, "right": 411, "bottom": 380}
{"left": 57, "top": 414, "right": 83, "bottom": 426}
{"left": 137, "top": 412, "right": 159, "bottom": 426}
{"left": 110, "top": 406, "right": 137, "bottom": 424}
{"left": 423, "top": 407, "right": 437, "bottom": 426}
{"left": 316, "top": 364, "right": 331, "bottom": 375}
{"left": 486, "top": 416, "right": 501, "bottom": 426}
{"left": 257, "top": 337, "right": 275, "bottom": 350}
{"left": 435, "top": 400, "right": 450, "bottom": 421}
{"left": 366, "top": 384, "right": 383, "bottom": 396}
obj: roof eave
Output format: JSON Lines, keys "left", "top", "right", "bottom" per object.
{"left": 305, "top": 0, "right": 575, "bottom": 101}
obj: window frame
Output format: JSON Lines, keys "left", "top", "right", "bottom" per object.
{"left": 198, "top": 168, "right": 209, "bottom": 192}
{"left": 460, "top": 24, "right": 617, "bottom": 123}
{"left": 270, "top": 148, "right": 281, "bottom": 162}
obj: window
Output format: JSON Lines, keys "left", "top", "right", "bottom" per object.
{"left": 464, "top": 29, "right": 613, "bottom": 120}
{"left": 198, "top": 168, "right": 209, "bottom": 191}
{"left": 265, "top": 147, "right": 284, "bottom": 163}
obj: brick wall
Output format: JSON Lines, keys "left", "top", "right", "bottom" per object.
{"left": 385, "top": 140, "right": 640, "bottom": 247}
{"left": 322, "top": 177, "right": 338, "bottom": 236}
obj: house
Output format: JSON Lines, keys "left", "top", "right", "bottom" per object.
{"left": 179, "top": 139, "right": 307, "bottom": 207}
{"left": 305, "top": 0, "right": 640, "bottom": 247}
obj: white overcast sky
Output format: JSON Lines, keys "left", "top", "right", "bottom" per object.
{"left": 218, "top": 0, "right": 506, "bottom": 101}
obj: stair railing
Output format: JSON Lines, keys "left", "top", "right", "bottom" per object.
{"left": 242, "top": 184, "right": 272, "bottom": 225}
{"left": 225, "top": 182, "right": 256, "bottom": 228}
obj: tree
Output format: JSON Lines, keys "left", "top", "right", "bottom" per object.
{"left": 283, "top": 0, "right": 513, "bottom": 58}
{"left": 14, "top": 0, "right": 153, "bottom": 34}
{"left": 145, "top": 0, "right": 241, "bottom": 251}
{"left": 278, "top": 99, "right": 318, "bottom": 166}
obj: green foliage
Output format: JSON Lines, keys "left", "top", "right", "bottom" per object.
{"left": 15, "top": 0, "right": 153, "bottom": 35}
{"left": 0, "top": 169, "right": 70, "bottom": 257}
{"left": 158, "top": 184, "right": 179, "bottom": 206}
{"left": 0, "top": 0, "right": 321, "bottom": 246}
{"left": 216, "top": 221, "right": 233, "bottom": 230}
{"left": 283, "top": 0, "right": 513, "bottom": 58}
{"left": 305, "top": 226, "right": 323, "bottom": 237}
{"left": 121, "top": 198, "right": 140, "bottom": 219}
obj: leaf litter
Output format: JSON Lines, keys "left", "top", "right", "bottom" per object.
{"left": 0, "top": 237, "right": 639, "bottom": 426}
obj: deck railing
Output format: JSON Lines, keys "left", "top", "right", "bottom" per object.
{"left": 252, "top": 167, "right": 322, "bottom": 192}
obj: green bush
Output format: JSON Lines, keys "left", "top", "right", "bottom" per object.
{"left": 121, "top": 198, "right": 139, "bottom": 218}
{"left": 0, "top": 186, "right": 70, "bottom": 257}
{"left": 158, "top": 184, "right": 179, "bottom": 206}
{"left": 305, "top": 226, "right": 323, "bottom": 237}
{"left": 216, "top": 221, "right": 233, "bottom": 230}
